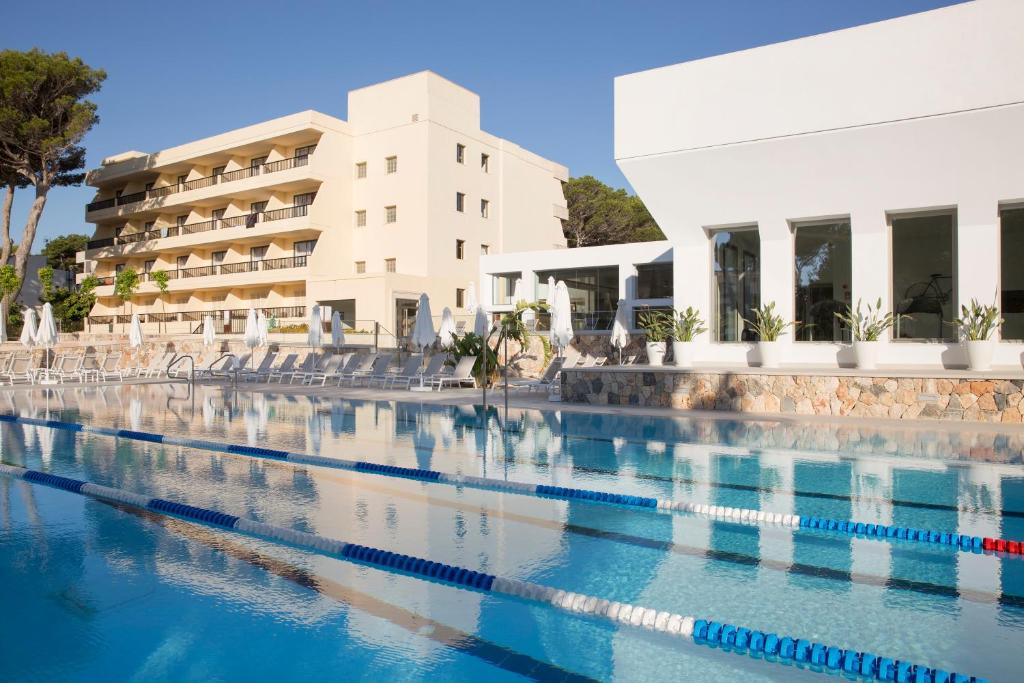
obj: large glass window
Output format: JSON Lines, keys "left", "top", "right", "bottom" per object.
{"left": 535, "top": 266, "right": 619, "bottom": 330}
{"left": 636, "top": 262, "right": 672, "bottom": 299}
{"left": 491, "top": 272, "right": 520, "bottom": 306}
{"left": 1002, "top": 207, "right": 1024, "bottom": 340}
{"left": 892, "top": 212, "right": 956, "bottom": 341}
{"left": 794, "top": 221, "right": 852, "bottom": 341}
{"left": 712, "top": 228, "right": 760, "bottom": 342}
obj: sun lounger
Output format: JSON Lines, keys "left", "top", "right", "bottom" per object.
{"left": 432, "top": 355, "right": 477, "bottom": 390}
{"left": 393, "top": 353, "right": 448, "bottom": 389}
{"left": 368, "top": 354, "right": 421, "bottom": 388}
{"left": 337, "top": 353, "right": 379, "bottom": 386}
{"left": 299, "top": 353, "right": 345, "bottom": 385}
{"left": 287, "top": 352, "right": 326, "bottom": 384}
{"left": 266, "top": 353, "right": 300, "bottom": 383}
{"left": 305, "top": 353, "right": 354, "bottom": 386}
{"left": 507, "top": 356, "right": 564, "bottom": 392}
{"left": 240, "top": 351, "right": 278, "bottom": 382}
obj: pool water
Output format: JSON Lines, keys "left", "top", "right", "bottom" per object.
{"left": 1, "top": 384, "right": 1022, "bottom": 681}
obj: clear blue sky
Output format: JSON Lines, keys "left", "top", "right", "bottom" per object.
{"left": 2, "top": 0, "right": 961, "bottom": 249}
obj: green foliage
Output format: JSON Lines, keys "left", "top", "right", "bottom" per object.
{"left": 449, "top": 332, "right": 498, "bottom": 386}
{"left": 671, "top": 306, "right": 707, "bottom": 342}
{"left": 743, "top": 301, "right": 793, "bottom": 342}
{"left": 0, "top": 264, "right": 20, "bottom": 298}
{"left": 494, "top": 301, "right": 547, "bottom": 370}
{"left": 38, "top": 267, "right": 96, "bottom": 325}
{"left": 563, "top": 175, "right": 664, "bottom": 248}
{"left": 150, "top": 269, "right": 170, "bottom": 293}
{"left": 0, "top": 49, "right": 105, "bottom": 189}
{"left": 951, "top": 298, "right": 1002, "bottom": 341}
{"left": 637, "top": 309, "right": 672, "bottom": 343}
{"left": 113, "top": 266, "right": 140, "bottom": 303}
{"left": 37, "top": 265, "right": 54, "bottom": 300}
{"left": 834, "top": 298, "right": 904, "bottom": 342}
{"left": 276, "top": 323, "right": 309, "bottom": 334}
{"left": 41, "top": 233, "right": 87, "bottom": 269}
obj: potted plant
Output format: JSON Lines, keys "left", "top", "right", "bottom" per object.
{"left": 952, "top": 298, "right": 1002, "bottom": 372}
{"left": 670, "top": 306, "right": 706, "bottom": 368}
{"left": 744, "top": 302, "right": 792, "bottom": 369}
{"left": 638, "top": 309, "right": 671, "bottom": 366}
{"left": 834, "top": 298, "right": 903, "bottom": 370}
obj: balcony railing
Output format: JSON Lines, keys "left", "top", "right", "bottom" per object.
{"left": 95, "top": 306, "right": 308, "bottom": 327}
{"left": 261, "top": 255, "right": 308, "bottom": 270}
{"left": 261, "top": 204, "right": 309, "bottom": 223}
{"left": 219, "top": 261, "right": 257, "bottom": 274}
{"left": 96, "top": 255, "right": 309, "bottom": 287}
{"left": 86, "top": 149, "right": 318, "bottom": 213}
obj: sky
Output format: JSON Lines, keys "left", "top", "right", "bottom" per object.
{"left": 2, "top": 0, "right": 962, "bottom": 250}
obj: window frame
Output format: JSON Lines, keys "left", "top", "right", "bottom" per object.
{"left": 791, "top": 218, "right": 853, "bottom": 343}
{"left": 384, "top": 258, "right": 396, "bottom": 273}
{"left": 480, "top": 198, "right": 489, "bottom": 219}
{"left": 888, "top": 209, "right": 958, "bottom": 343}
{"left": 355, "top": 210, "right": 367, "bottom": 227}
{"left": 456, "top": 192, "right": 465, "bottom": 213}
{"left": 385, "top": 155, "right": 398, "bottom": 174}
{"left": 456, "top": 239, "right": 465, "bottom": 260}
{"left": 355, "top": 162, "right": 367, "bottom": 178}
{"left": 355, "top": 261, "right": 366, "bottom": 274}
{"left": 481, "top": 153, "right": 489, "bottom": 172}
{"left": 456, "top": 144, "right": 466, "bottom": 164}
{"left": 385, "top": 205, "right": 397, "bottom": 224}
{"left": 708, "top": 225, "right": 761, "bottom": 343}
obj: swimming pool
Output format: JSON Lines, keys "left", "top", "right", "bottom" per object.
{"left": 1, "top": 384, "right": 1021, "bottom": 681}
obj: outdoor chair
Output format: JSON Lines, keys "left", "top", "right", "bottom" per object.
{"left": 368, "top": 354, "right": 421, "bottom": 388}
{"left": 393, "top": 353, "right": 449, "bottom": 390}
{"left": 299, "top": 353, "right": 345, "bottom": 385}
{"left": 287, "top": 352, "right": 326, "bottom": 384}
{"left": 337, "top": 353, "right": 381, "bottom": 386}
{"left": 266, "top": 353, "right": 300, "bottom": 383}
{"left": 240, "top": 351, "right": 279, "bottom": 382}
{"left": 507, "top": 356, "right": 564, "bottom": 392}
{"left": 432, "top": 355, "right": 477, "bottom": 390}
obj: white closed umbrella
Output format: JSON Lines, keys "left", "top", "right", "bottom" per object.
{"left": 20, "top": 308, "right": 37, "bottom": 349}
{"left": 437, "top": 307, "right": 456, "bottom": 348}
{"left": 546, "top": 276, "right": 556, "bottom": 303}
{"left": 331, "top": 310, "right": 344, "bottom": 349}
{"left": 243, "top": 308, "right": 259, "bottom": 351}
{"left": 307, "top": 305, "right": 322, "bottom": 348}
{"left": 610, "top": 299, "right": 631, "bottom": 364}
{"left": 202, "top": 315, "right": 216, "bottom": 348}
{"left": 411, "top": 293, "right": 435, "bottom": 351}
{"left": 464, "top": 282, "right": 477, "bottom": 314}
{"left": 511, "top": 278, "right": 524, "bottom": 306}
{"left": 128, "top": 313, "right": 144, "bottom": 351}
{"left": 257, "top": 310, "right": 269, "bottom": 347}
{"left": 223, "top": 309, "right": 230, "bottom": 327}
{"left": 36, "top": 304, "right": 59, "bottom": 383}
{"left": 553, "top": 280, "right": 574, "bottom": 352}
{"left": 473, "top": 305, "right": 490, "bottom": 338}
{"left": 0, "top": 306, "right": 6, "bottom": 344}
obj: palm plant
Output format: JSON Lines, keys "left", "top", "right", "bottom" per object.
{"left": 743, "top": 301, "right": 792, "bottom": 341}
{"left": 449, "top": 332, "right": 498, "bottom": 386}
{"left": 834, "top": 298, "right": 904, "bottom": 342}
{"left": 637, "top": 309, "right": 672, "bottom": 342}
{"left": 671, "top": 306, "right": 706, "bottom": 341}
{"left": 951, "top": 298, "right": 1002, "bottom": 341}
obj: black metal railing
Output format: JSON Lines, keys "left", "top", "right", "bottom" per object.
{"left": 219, "top": 261, "right": 258, "bottom": 274}
{"left": 85, "top": 151, "right": 318, "bottom": 213}
{"left": 96, "top": 255, "right": 309, "bottom": 287}
{"left": 86, "top": 229, "right": 162, "bottom": 250}
{"left": 180, "top": 265, "right": 217, "bottom": 279}
{"left": 87, "top": 315, "right": 114, "bottom": 325}
{"left": 262, "top": 204, "right": 309, "bottom": 223}
{"left": 261, "top": 255, "right": 308, "bottom": 270}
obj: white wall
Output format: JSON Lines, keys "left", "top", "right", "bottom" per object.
{"left": 614, "top": 0, "right": 1024, "bottom": 368}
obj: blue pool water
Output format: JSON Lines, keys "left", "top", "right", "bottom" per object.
{"left": 1, "top": 384, "right": 1023, "bottom": 681}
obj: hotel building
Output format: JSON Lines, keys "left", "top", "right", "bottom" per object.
{"left": 482, "top": 0, "right": 1024, "bottom": 369}
{"left": 79, "top": 71, "right": 567, "bottom": 337}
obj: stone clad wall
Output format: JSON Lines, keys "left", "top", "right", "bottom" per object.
{"left": 562, "top": 369, "right": 1024, "bottom": 424}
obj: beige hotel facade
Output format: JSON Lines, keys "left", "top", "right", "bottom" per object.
{"left": 79, "top": 71, "right": 568, "bottom": 338}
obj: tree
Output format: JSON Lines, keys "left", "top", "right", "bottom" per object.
{"left": 150, "top": 269, "right": 169, "bottom": 333}
{"left": 0, "top": 263, "right": 20, "bottom": 336}
{"left": 0, "top": 49, "right": 105, "bottom": 303}
{"left": 38, "top": 265, "right": 95, "bottom": 331}
{"left": 113, "top": 267, "right": 139, "bottom": 331}
{"left": 41, "top": 233, "right": 88, "bottom": 270}
{"left": 562, "top": 175, "right": 664, "bottom": 248}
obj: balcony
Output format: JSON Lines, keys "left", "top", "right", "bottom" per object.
{"left": 94, "top": 255, "right": 309, "bottom": 293}
{"left": 85, "top": 204, "right": 313, "bottom": 252}
{"left": 85, "top": 149, "right": 316, "bottom": 216}
{"left": 88, "top": 306, "right": 306, "bottom": 328}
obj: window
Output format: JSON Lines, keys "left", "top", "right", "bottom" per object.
{"left": 385, "top": 258, "right": 396, "bottom": 273}
{"left": 636, "top": 262, "right": 673, "bottom": 299}
{"left": 492, "top": 272, "right": 520, "bottom": 305}
{"left": 356, "top": 162, "right": 367, "bottom": 178}
{"left": 456, "top": 192, "right": 465, "bottom": 212}
{"left": 212, "top": 251, "right": 226, "bottom": 266}
{"left": 456, "top": 144, "right": 465, "bottom": 164}
{"left": 144, "top": 260, "right": 156, "bottom": 274}
{"left": 794, "top": 220, "right": 852, "bottom": 342}
{"left": 176, "top": 215, "right": 188, "bottom": 227}
{"left": 115, "top": 263, "right": 126, "bottom": 273}
{"left": 250, "top": 201, "right": 267, "bottom": 215}
{"left": 385, "top": 156, "right": 397, "bottom": 174}
{"left": 176, "top": 256, "right": 188, "bottom": 270}
{"left": 711, "top": 227, "right": 760, "bottom": 342}
{"left": 294, "top": 239, "right": 317, "bottom": 257}
{"left": 385, "top": 206, "right": 397, "bottom": 224}
{"left": 293, "top": 192, "right": 316, "bottom": 206}
{"left": 145, "top": 182, "right": 154, "bottom": 191}
{"left": 355, "top": 210, "right": 367, "bottom": 227}
{"left": 535, "top": 267, "right": 619, "bottom": 330}
{"left": 295, "top": 144, "right": 316, "bottom": 158}
{"left": 891, "top": 212, "right": 956, "bottom": 341}
{"left": 177, "top": 175, "right": 188, "bottom": 186}
{"left": 211, "top": 208, "right": 225, "bottom": 226}
{"left": 456, "top": 288, "right": 465, "bottom": 308}
{"left": 250, "top": 245, "right": 268, "bottom": 262}
{"left": 144, "top": 221, "right": 155, "bottom": 231}
{"left": 213, "top": 166, "right": 225, "bottom": 179}
{"left": 456, "top": 239, "right": 465, "bottom": 260}
{"left": 1002, "top": 207, "right": 1024, "bottom": 340}
{"left": 480, "top": 199, "right": 489, "bottom": 218}
{"left": 250, "top": 156, "right": 267, "bottom": 169}
{"left": 481, "top": 153, "right": 489, "bottom": 172}
{"left": 355, "top": 261, "right": 366, "bottom": 274}
{"left": 480, "top": 244, "right": 490, "bottom": 256}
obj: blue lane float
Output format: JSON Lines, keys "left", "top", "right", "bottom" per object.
{"left": 0, "top": 413, "right": 1017, "bottom": 557}
{"left": 0, "top": 460, "right": 987, "bottom": 683}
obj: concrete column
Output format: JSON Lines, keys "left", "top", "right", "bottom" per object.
{"left": 758, "top": 217, "right": 795, "bottom": 324}
{"left": 849, "top": 207, "right": 890, "bottom": 319}
{"left": 956, "top": 199, "right": 1000, "bottom": 313}
{"left": 620, "top": 260, "right": 637, "bottom": 304}
{"left": 672, "top": 224, "right": 711, "bottom": 346}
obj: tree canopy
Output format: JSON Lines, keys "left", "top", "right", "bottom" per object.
{"left": 41, "top": 233, "right": 88, "bottom": 270}
{"left": 562, "top": 175, "right": 664, "bottom": 248}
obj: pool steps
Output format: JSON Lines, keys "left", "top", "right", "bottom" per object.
{"left": 0, "top": 460, "right": 988, "bottom": 683}
{"left": 1, "top": 413, "right": 1021, "bottom": 558}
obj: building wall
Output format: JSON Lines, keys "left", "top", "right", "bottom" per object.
{"left": 613, "top": 0, "right": 1024, "bottom": 369}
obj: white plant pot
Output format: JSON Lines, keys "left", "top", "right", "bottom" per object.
{"left": 853, "top": 340, "right": 881, "bottom": 371}
{"left": 965, "top": 339, "right": 995, "bottom": 372}
{"left": 758, "top": 341, "right": 783, "bottom": 369}
{"left": 646, "top": 342, "right": 666, "bottom": 367}
{"left": 672, "top": 341, "right": 695, "bottom": 368}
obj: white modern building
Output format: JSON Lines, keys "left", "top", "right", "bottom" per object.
{"left": 483, "top": 0, "right": 1024, "bottom": 369}
{"left": 79, "top": 71, "right": 567, "bottom": 338}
